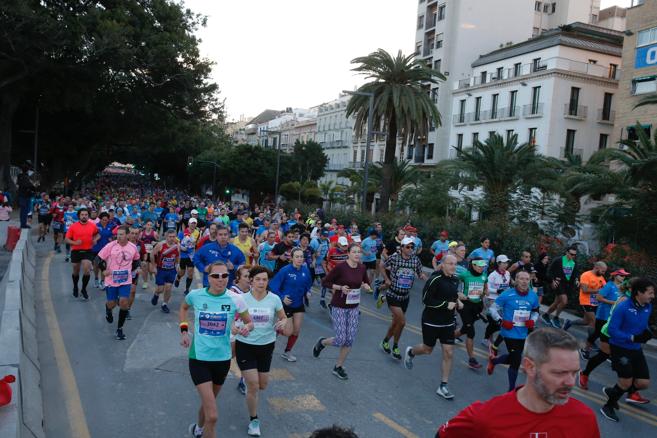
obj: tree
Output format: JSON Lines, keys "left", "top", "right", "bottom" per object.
{"left": 291, "top": 140, "right": 328, "bottom": 182}
{"left": 397, "top": 169, "right": 452, "bottom": 217}
{"left": 346, "top": 49, "right": 444, "bottom": 212}
{"left": 367, "top": 159, "right": 420, "bottom": 208}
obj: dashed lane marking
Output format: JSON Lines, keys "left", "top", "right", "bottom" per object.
{"left": 268, "top": 394, "right": 326, "bottom": 414}
{"left": 373, "top": 412, "right": 420, "bottom": 438}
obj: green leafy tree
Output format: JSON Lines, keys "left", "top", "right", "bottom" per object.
{"left": 397, "top": 169, "right": 453, "bottom": 217}
{"left": 367, "top": 159, "right": 420, "bottom": 209}
{"left": 346, "top": 49, "right": 444, "bottom": 212}
{"left": 291, "top": 140, "right": 328, "bottom": 182}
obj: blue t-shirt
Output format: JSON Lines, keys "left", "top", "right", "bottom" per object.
{"left": 92, "top": 223, "right": 115, "bottom": 253}
{"left": 494, "top": 288, "right": 539, "bottom": 340}
{"left": 361, "top": 237, "right": 378, "bottom": 263}
{"left": 164, "top": 213, "right": 178, "bottom": 230}
{"left": 596, "top": 282, "right": 620, "bottom": 321}
{"left": 258, "top": 242, "right": 276, "bottom": 271}
{"left": 431, "top": 239, "right": 450, "bottom": 256}
{"left": 269, "top": 264, "right": 313, "bottom": 308}
{"left": 235, "top": 291, "right": 283, "bottom": 346}
{"left": 185, "top": 288, "right": 248, "bottom": 361}
{"left": 115, "top": 214, "right": 127, "bottom": 224}
{"left": 154, "top": 207, "right": 164, "bottom": 219}
{"left": 468, "top": 247, "right": 495, "bottom": 272}
{"left": 608, "top": 298, "right": 652, "bottom": 350}
{"left": 63, "top": 211, "right": 78, "bottom": 231}
{"left": 193, "top": 242, "right": 246, "bottom": 287}
{"left": 229, "top": 219, "right": 241, "bottom": 236}
{"left": 413, "top": 237, "right": 423, "bottom": 252}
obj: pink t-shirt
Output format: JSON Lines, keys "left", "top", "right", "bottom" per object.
{"left": 98, "top": 241, "right": 141, "bottom": 287}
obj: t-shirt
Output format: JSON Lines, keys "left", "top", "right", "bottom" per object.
{"left": 98, "top": 241, "right": 141, "bottom": 287}
{"left": 494, "top": 288, "right": 539, "bottom": 340}
{"left": 468, "top": 247, "right": 495, "bottom": 273}
{"left": 164, "top": 213, "right": 178, "bottom": 230}
{"left": 562, "top": 255, "right": 575, "bottom": 281}
{"left": 322, "top": 261, "right": 370, "bottom": 308}
{"left": 458, "top": 270, "right": 487, "bottom": 303}
{"left": 578, "top": 270, "right": 606, "bottom": 306}
{"left": 92, "top": 223, "right": 115, "bottom": 253}
{"left": 258, "top": 241, "right": 276, "bottom": 271}
{"left": 272, "top": 241, "right": 294, "bottom": 273}
{"left": 185, "top": 288, "right": 248, "bottom": 361}
{"left": 384, "top": 252, "right": 423, "bottom": 299}
{"left": 422, "top": 273, "right": 460, "bottom": 326}
{"left": 596, "top": 282, "right": 620, "bottom": 321}
{"left": 235, "top": 291, "right": 283, "bottom": 346}
{"left": 487, "top": 270, "right": 511, "bottom": 299}
{"left": 326, "top": 247, "right": 348, "bottom": 271}
{"left": 431, "top": 239, "right": 450, "bottom": 256}
{"left": 360, "top": 237, "right": 378, "bottom": 263}
{"left": 437, "top": 387, "right": 600, "bottom": 438}
{"left": 65, "top": 221, "right": 99, "bottom": 251}
{"left": 178, "top": 229, "right": 199, "bottom": 259}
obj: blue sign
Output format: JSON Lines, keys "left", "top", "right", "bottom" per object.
{"left": 635, "top": 43, "right": 657, "bottom": 69}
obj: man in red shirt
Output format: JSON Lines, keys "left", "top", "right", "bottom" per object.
{"left": 65, "top": 208, "right": 99, "bottom": 299}
{"left": 437, "top": 327, "right": 600, "bottom": 438}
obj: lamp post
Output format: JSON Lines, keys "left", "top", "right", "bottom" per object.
{"left": 343, "top": 90, "right": 373, "bottom": 213}
{"left": 260, "top": 128, "right": 283, "bottom": 209}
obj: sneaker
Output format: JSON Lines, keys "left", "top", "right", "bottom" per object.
{"left": 551, "top": 317, "right": 562, "bottom": 329}
{"left": 281, "top": 352, "right": 297, "bottom": 362}
{"left": 563, "top": 320, "right": 573, "bottom": 331}
{"left": 56, "top": 246, "right": 62, "bottom": 253}
{"left": 403, "top": 346, "right": 414, "bottom": 370}
{"left": 151, "top": 294, "right": 159, "bottom": 306}
{"left": 626, "top": 391, "right": 650, "bottom": 405}
{"left": 174, "top": 278, "right": 180, "bottom": 288}
{"left": 541, "top": 313, "right": 552, "bottom": 326}
{"left": 332, "top": 366, "right": 348, "bottom": 380}
{"left": 188, "top": 423, "right": 202, "bottom": 438}
{"left": 319, "top": 299, "right": 327, "bottom": 309}
{"left": 105, "top": 309, "right": 114, "bottom": 324}
{"left": 467, "top": 357, "right": 482, "bottom": 370}
{"left": 237, "top": 377, "right": 247, "bottom": 395}
{"left": 380, "top": 340, "right": 391, "bottom": 354}
{"left": 436, "top": 383, "right": 454, "bottom": 400}
{"left": 391, "top": 346, "right": 402, "bottom": 360}
{"left": 81, "top": 289, "right": 89, "bottom": 300}
{"left": 579, "top": 348, "right": 590, "bottom": 360}
{"left": 602, "top": 387, "right": 620, "bottom": 410}
{"left": 65, "top": 256, "right": 70, "bottom": 262}
{"left": 579, "top": 373, "right": 589, "bottom": 390}
{"left": 599, "top": 405, "right": 619, "bottom": 422}
{"left": 142, "top": 282, "right": 148, "bottom": 289}
{"left": 161, "top": 303, "right": 170, "bottom": 314}
{"left": 116, "top": 328, "right": 126, "bottom": 340}
{"left": 247, "top": 418, "right": 261, "bottom": 436}
{"left": 376, "top": 294, "right": 386, "bottom": 309}
{"left": 313, "top": 337, "right": 326, "bottom": 358}
{"left": 487, "top": 355, "right": 496, "bottom": 375}
{"left": 72, "top": 286, "right": 79, "bottom": 298}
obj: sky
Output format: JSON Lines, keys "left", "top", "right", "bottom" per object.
{"left": 184, "top": 0, "right": 632, "bottom": 122}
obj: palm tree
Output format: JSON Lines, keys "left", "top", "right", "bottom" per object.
{"left": 346, "top": 49, "right": 444, "bottom": 212}
{"left": 368, "top": 159, "right": 421, "bottom": 208}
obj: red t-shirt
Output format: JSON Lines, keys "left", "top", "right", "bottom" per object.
{"left": 326, "top": 247, "right": 348, "bottom": 272}
{"left": 65, "top": 221, "right": 98, "bottom": 251}
{"left": 437, "top": 388, "right": 600, "bottom": 438}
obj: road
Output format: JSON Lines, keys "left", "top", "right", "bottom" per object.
{"left": 33, "top": 238, "right": 657, "bottom": 438}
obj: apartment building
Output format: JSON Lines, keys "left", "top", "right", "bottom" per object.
{"left": 316, "top": 95, "right": 353, "bottom": 184}
{"left": 613, "top": 0, "right": 657, "bottom": 143}
{"left": 597, "top": 5, "right": 627, "bottom": 31}
{"left": 414, "top": 0, "right": 601, "bottom": 163}
{"left": 450, "top": 23, "right": 622, "bottom": 161}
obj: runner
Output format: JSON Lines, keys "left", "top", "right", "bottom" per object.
{"left": 403, "top": 254, "right": 461, "bottom": 399}
{"left": 63, "top": 203, "right": 79, "bottom": 262}
{"left": 487, "top": 271, "right": 540, "bottom": 392}
{"left": 64, "top": 208, "right": 99, "bottom": 300}
{"left": 437, "top": 328, "right": 600, "bottom": 437}
{"left": 360, "top": 228, "right": 379, "bottom": 286}
{"left": 313, "top": 230, "right": 330, "bottom": 309}
{"left": 151, "top": 230, "right": 180, "bottom": 313}
{"left": 541, "top": 246, "right": 579, "bottom": 328}
{"left": 126, "top": 226, "right": 144, "bottom": 318}
{"left": 257, "top": 231, "right": 277, "bottom": 271}
{"left": 163, "top": 206, "right": 179, "bottom": 232}
{"left": 564, "top": 262, "right": 607, "bottom": 339}
{"left": 271, "top": 229, "right": 295, "bottom": 274}
{"left": 180, "top": 261, "right": 253, "bottom": 438}
{"left": 483, "top": 255, "right": 511, "bottom": 352}
{"left": 233, "top": 222, "right": 257, "bottom": 265}
{"left": 375, "top": 227, "right": 405, "bottom": 307}
{"left": 176, "top": 217, "right": 200, "bottom": 294}
{"left": 97, "top": 225, "right": 141, "bottom": 340}
{"left": 193, "top": 225, "right": 246, "bottom": 288}
{"left": 36, "top": 193, "right": 51, "bottom": 242}
{"left": 139, "top": 220, "right": 159, "bottom": 289}
{"left": 430, "top": 230, "right": 450, "bottom": 261}
{"left": 380, "top": 236, "right": 427, "bottom": 360}
{"left": 313, "top": 243, "right": 372, "bottom": 379}
{"left": 454, "top": 258, "right": 488, "bottom": 369}
{"left": 467, "top": 236, "right": 495, "bottom": 273}
{"left": 600, "top": 277, "right": 654, "bottom": 422}
{"left": 50, "top": 200, "right": 65, "bottom": 253}
{"left": 269, "top": 248, "right": 313, "bottom": 362}
{"left": 197, "top": 222, "right": 218, "bottom": 248}
{"left": 236, "top": 265, "right": 290, "bottom": 436}
{"left": 230, "top": 265, "right": 252, "bottom": 395}
{"left": 92, "top": 212, "right": 115, "bottom": 288}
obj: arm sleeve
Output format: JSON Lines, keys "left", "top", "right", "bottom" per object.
{"left": 193, "top": 247, "right": 205, "bottom": 272}
{"left": 269, "top": 270, "right": 285, "bottom": 298}
{"left": 437, "top": 402, "right": 481, "bottom": 438}
{"left": 608, "top": 301, "right": 632, "bottom": 344}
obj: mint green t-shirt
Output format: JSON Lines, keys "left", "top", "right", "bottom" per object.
{"left": 562, "top": 256, "right": 575, "bottom": 281}
{"left": 458, "top": 270, "right": 488, "bottom": 303}
{"left": 186, "top": 288, "right": 248, "bottom": 361}
{"left": 236, "top": 291, "right": 283, "bottom": 346}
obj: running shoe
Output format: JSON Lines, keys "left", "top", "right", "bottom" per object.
{"left": 551, "top": 317, "right": 562, "bottom": 329}
{"left": 65, "top": 255, "right": 70, "bottom": 262}
{"left": 380, "top": 340, "right": 391, "bottom": 354}
{"left": 579, "top": 348, "right": 590, "bottom": 360}
{"left": 579, "top": 373, "right": 589, "bottom": 390}
{"left": 391, "top": 346, "right": 402, "bottom": 360}
{"left": 81, "top": 289, "right": 89, "bottom": 300}
{"left": 151, "top": 294, "right": 159, "bottom": 306}
{"left": 332, "top": 366, "right": 348, "bottom": 380}
{"left": 142, "top": 282, "right": 148, "bottom": 289}
{"left": 626, "top": 391, "right": 650, "bottom": 405}
{"left": 540, "top": 313, "right": 552, "bottom": 326}
{"left": 319, "top": 299, "right": 327, "bottom": 309}
{"left": 188, "top": 423, "right": 202, "bottom": 438}
{"left": 599, "top": 405, "right": 619, "bottom": 422}
{"left": 563, "top": 320, "right": 573, "bottom": 331}
{"left": 116, "top": 328, "right": 126, "bottom": 340}
{"left": 313, "top": 337, "right": 326, "bottom": 358}
{"left": 281, "top": 352, "right": 297, "bottom": 362}
{"left": 376, "top": 294, "right": 386, "bottom": 309}
{"left": 161, "top": 303, "right": 170, "bottom": 314}
{"left": 602, "top": 387, "right": 620, "bottom": 410}
{"left": 247, "top": 419, "right": 261, "bottom": 437}
{"left": 454, "top": 337, "right": 464, "bottom": 344}
{"left": 467, "top": 357, "right": 482, "bottom": 370}
{"left": 436, "top": 383, "right": 454, "bottom": 400}
{"left": 487, "top": 354, "right": 496, "bottom": 375}
{"left": 237, "top": 377, "right": 247, "bottom": 395}
{"left": 403, "top": 346, "right": 414, "bottom": 370}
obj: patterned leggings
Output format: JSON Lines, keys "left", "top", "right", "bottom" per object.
{"left": 331, "top": 307, "right": 360, "bottom": 347}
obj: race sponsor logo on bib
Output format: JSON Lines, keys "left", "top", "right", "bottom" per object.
{"left": 346, "top": 289, "right": 361, "bottom": 305}
{"left": 112, "top": 269, "right": 129, "bottom": 284}
{"left": 250, "top": 307, "right": 273, "bottom": 328}
{"left": 198, "top": 311, "right": 228, "bottom": 336}
{"left": 396, "top": 268, "right": 414, "bottom": 290}
{"left": 589, "top": 294, "right": 598, "bottom": 306}
{"left": 162, "top": 256, "right": 176, "bottom": 270}
{"left": 512, "top": 309, "right": 530, "bottom": 327}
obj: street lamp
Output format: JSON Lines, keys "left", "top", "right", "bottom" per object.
{"left": 343, "top": 90, "right": 373, "bottom": 213}
{"left": 260, "top": 128, "right": 283, "bottom": 209}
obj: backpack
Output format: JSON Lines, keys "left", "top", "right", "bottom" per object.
{"left": 422, "top": 271, "right": 443, "bottom": 306}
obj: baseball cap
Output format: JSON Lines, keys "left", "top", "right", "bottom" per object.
{"left": 401, "top": 237, "right": 415, "bottom": 246}
{"left": 448, "top": 241, "right": 458, "bottom": 248}
{"left": 440, "top": 230, "right": 449, "bottom": 237}
{"left": 191, "top": 209, "right": 198, "bottom": 215}
{"left": 189, "top": 218, "right": 198, "bottom": 224}
{"left": 610, "top": 269, "right": 630, "bottom": 277}
{"left": 338, "top": 236, "right": 349, "bottom": 246}
{"left": 352, "top": 235, "right": 362, "bottom": 243}
{"left": 496, "top": 255, "right": 510, "bottom": 263}
{"left": 321, "top": 230, "right": 329, "bottom": 236}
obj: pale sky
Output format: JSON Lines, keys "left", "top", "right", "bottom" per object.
{"left": 183, "top": 0, "right": 632, "bottom": 121}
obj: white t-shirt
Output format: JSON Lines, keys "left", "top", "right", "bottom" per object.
{"left": 487, "top": 270, "right": 511, "bottom": 300}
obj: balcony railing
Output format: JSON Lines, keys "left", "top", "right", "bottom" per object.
{"left": 452, "top": 113, "right": 468, "bottom": 125}
{"left": 425, "top": 14, "right": 437, "bottom": 29}
{"left": 560, "top": 147, "right": 583, "bottom": 159}
{"left": 597, "top": 109, "right": 615, "bottom": 124}
{"left": 523, "top": 103, "right": 544, "bottom": 117}
{"left": 500, "top": 106, "right": 520, "bottom": 120}
{"left": 564, "top": 104, "right": 588, "bottom": 120}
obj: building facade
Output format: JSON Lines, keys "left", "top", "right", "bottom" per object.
{"left": 316, "top": 95, "right": 353, "bottom": 184}
{"left": 450, "top": 23, "right": 622, "bottom": 161}
{"left": 613, "top": 0, "right": 657, "bottom": 143}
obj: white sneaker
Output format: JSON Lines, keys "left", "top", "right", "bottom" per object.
{"left": 247, "top": 419, "right": 261, "bottom": 436}
{"left": 281, "top": 352, "right": 297, "bottom": 362}
{"left": 436, "top": 384, "right": 454, "bottom": 399}
{"left": 142, "top": 282, "right": 148, "bottom": 289}
{"left": 188, "top": 423, "right": 202, "bottom": 438}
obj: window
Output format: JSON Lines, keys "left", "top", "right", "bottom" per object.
{"left": 429, "top": 119, "right": 436, "bottom": 131}
{"left": 565, "top": 129, "right": 576, "bottom": 155}
{"left": 474, "top": 97, "right": 482, "bottom": 121}
{"left": 352, "top": 150, "right": 357, "bottom": 162}
{"left": 436, "top": 34, "right": 443, "bottom": 48}
{"left": 406, "top": 145, "right": 414, "bottom": 160}
{"left": 588, "top": 59, "right": 598, "bottom": 65}
{"left": 532, "top": 58, "right": 544, "bottom": 72}
{"left": 427, "top": 143, "right": 434, "bottom": 160}
{"left": 602, "top": 93, "right": 613, "bottom": 121}
{"left": 434, "top": 59, "right": 442, "bottom": 72}
{"left": 551, "top": 2, "right": 556, "bottom": 13}
{"left": 472, "top": 132, "right": 479, "bottom": 144}
{"left": 543, "top": 4, "right": 549, "bottom": 13}
{"left": 609, "top": 63, "right": 618, "bottom": 79}
{"left": 599, "top": 134, "right": 608, "bottom": 150}
{"left": 591, "top": 14, "right": 597, "bottom": 23}
{"left": 438, "top": 5, "right": 446, "bottom": 20}
{"left": 488, "top": 131, "right": 496, "bottom": 139}
{"left": 491, "top": 94, "right": 499, "bottom": 119}
{"left": 431, "top": 87, "right": 439, "bottom": 103}
{"left": 535, "top": 1, "right": 542, "bottom": 12}
{"left": 627, "top": 124, "right": 651, "bottom": 141}
{"left": 568, "top": 87, "right": 580, "bottom": 115}
{"left": 480, "top": 71, "right": 487, "bottom": 84}
{"left": 415, "top": 42, "right": 422, "bottom": 55}
{"left": 417, "top": 15, "right": 424, "bottom": 29}
{"left": 532, "top": 27, "right": 540, "bottom": 37}
{"left": 506, "top": 129, "right": 514, "bottom": 143}
{"left": 531, "top": 86, "right": 541, "bottom": 114}
{"left": 632, "top": 76, "right": 657, "bottom": 95}
{"left": 509, "top": 90, "right": 518, "bottom": 116}
{"left": 513, "top": 63, "right": 522, "bottom": 77}
{"left": 456, "top": 134, "right": 463, "bottom": 149}
{"left": 458, "top": 99, "right": 466, "bottom": 123}
{"left": 496, "top": 67, "right": 503, "bottom": 79}
{"left": 637, "top": 26, "right": 657, "bottom": 47}
{"left": 528, "top": 128, "right": 537, "bottom": 145}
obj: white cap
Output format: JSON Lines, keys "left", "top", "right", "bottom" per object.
{"left": 496, "top": 255, "right": 510, "bottom": 263}
{"left": 401, "top": 237, "right": 415, "bottom": 246}
{"left": 191, "top": 209, "right": 199, "bottom": 215}
{"left": 189, "top": 218, "right": 198, "bottom": 224}
{"left": 352, "top": 234, "right": 361, "bottom": 243}
{"left": 338, "top": 236, "right": 349, "bottom": 246}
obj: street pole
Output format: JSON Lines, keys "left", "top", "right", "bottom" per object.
{"left": 275, "top": 131, "right": 282, "bottom": 210}
{"left": 362, "top": 94, "right": 373, "bottom": 214}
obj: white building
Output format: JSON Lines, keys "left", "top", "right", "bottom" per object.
{"left": 449, "top": 23, "right": 623, "bottom": 161}
{"left": 316, "top": 95, "right": 354, "bottom": 185}
{"left": 597, "top": 5, "right": 627, "bottom": 31}
{"left": 254, "top": 108, "right": 316, "bottom": 151}
{"left": 414, "top": 0, "right": 602, "bottom": 163}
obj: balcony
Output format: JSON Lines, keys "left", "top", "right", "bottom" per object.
{"left": 425, "top": 14, "right": 437, "bottom": 30}
{"left": 452, "top": 113, "right": 468, "bottom": 126}
{"left": 597, "top": 109, "right": 615, "bottom": 125}
{"left": 560, "top": 147, "right": 583, "bottom": 159}
{"left": 499, "top": 106, "right": 520, "bottom": 120}
{"left": 523, "top": 103, "right": 544, "bottom": 118}
{"left": 564, "top": 104, "right": 588, "bottom": 120}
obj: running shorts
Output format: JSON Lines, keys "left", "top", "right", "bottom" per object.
{"left": 106, "top": 284, "right": 131, "bottom": 302}
{"left": 179, "top": 258, "right": 194, "bottom": 269}
{"left": 38, "top": 214, "right": 51, "bottom": 224}
{"left": 71, "top": 250, "right": 95, "bottom": 263}
{"left": 580, "top": 305, "right": 597, "bottom": 314}
{"left": 363, "top": 260, "right": 377, "bottom": 270}
{"left": 235, "top": 341, "right": 276, "bottom": 373}
{"left": 386, "top": 295, "right": 409, "bottom": 313}
{"left": 155, "top": 268, "right": 177, "bottom": 286}
{"left": 610, "top": 344, "right": 650, "bottom": 380}
{"left": 283, "top": 304, "right": 305, "bottom": 317}
{"left": 189, "top": 359, "right": 231, "bottom": 386}
{"left": 421, "top": 321, "right": 455, "bottom": 347}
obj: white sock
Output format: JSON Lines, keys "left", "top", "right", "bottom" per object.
{"left": 195, "top": 425, "right": 203, "bottom": 434}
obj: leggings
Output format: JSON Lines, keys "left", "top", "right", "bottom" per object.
{"left": 331, "top": 307, "right": 360, "bottom": 347}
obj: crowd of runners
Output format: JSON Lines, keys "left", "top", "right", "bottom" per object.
{"left": 23, "top": 178, "right": 655, "bottom": 437}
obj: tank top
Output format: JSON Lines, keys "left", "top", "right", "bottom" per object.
{"left": 141, "top": 230, "right": 157, "bottom": 252}
{"left": 157, "top": 243, "right": 179, "bottom": 270}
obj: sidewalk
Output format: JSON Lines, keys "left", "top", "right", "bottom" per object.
{"left": 0, "top": 210, "right": 21, "bottom": 325}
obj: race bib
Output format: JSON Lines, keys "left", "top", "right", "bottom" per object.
{"left": 161, "top": 256, "right": 176, "bottom": 270}
{"left": 512, "top": 310, "right": 530, "bottom": 327}
{"left": 145, "top": 243, "right": 154, "bottom": 253}
{"left": 39, "top": 206, "right": 49, "bottom": 215}
{"left": 112, "top": 269, "right": 129, "bottom": 284}
{"left": 167, "top": 221, "right": 175, "bottom": 228}
{"left": 589, "top": 294, "right": 598, "bottom": 306}
{"left": 52, "top": 222, "right": 62, "bottom": 231}
{"left": 468, "top": 283, "right": 484, "bottom": 301}
{"left": 396, "top": 269, "right": 414, "bottom": 290}
{"left": 250, "top": 307, "right": 273, "bottom": 328}
{"left": 198, "top": 311, "right": 228, "bottom": 336}
{"left": 346, "top": 289, "right": 361, "bottom": 305}
{"left": 315, "top": 264, "right": 325, "bottom": 275}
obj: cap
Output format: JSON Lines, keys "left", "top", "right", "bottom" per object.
{"left": 321, "top": 230, "right": 329, "bottom": 236}
{"left": 189, "top": 218, "right": 198, "bottom": 224}
{"left": 611, "top": 269, "right": 631, "bottom": 277}
{"left": 338, "top": 236, "right": 349, "bottom": 246}
{"left": 191, "top": 209, "right": 199, "bottom": 215}
{"left": 352, "top": 235, "right": 362, "bottom": 243}
{"left": 401, "top": 237, "right": 415, "bottom": 246}
{"left": 324, "top": 223, "right": 331, "bottom": 229}
{"left": 440, "top": 230, "right": 449, "bottom": 237}
{"left": 496, "top": 255, "right": 510, "bottom": 263}
{"left": 448, "top": 241, "right": 458, "bottom": 248}
{"left": 472, "top": 259, "right": 488, "bottom": 267}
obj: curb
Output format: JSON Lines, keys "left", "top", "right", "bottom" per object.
{"left": 0, "top": 230, "right": 44, "bottom": 438}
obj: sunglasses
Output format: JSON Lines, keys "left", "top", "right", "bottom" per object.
{"left": 404, "top": 245, "right": 415, "bottom": 249}
{"left": 209, "top": 273, "right": 229, "bottom": 279}
{"left": 568, "top": 252, "right": 577, "bottom": 256}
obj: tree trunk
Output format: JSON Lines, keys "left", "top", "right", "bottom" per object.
{"left": 379, "top": 114, "right": 397, "bottom": 213}
{"left": 0, "top": 91, "right": 21, "bottom": 193}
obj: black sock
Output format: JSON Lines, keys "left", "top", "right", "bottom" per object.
{"left": 250, "top": 416, "right": 258, "bottom": 421}
{"left": 441, "top": 381, "right": 447, "bottom": 386}
{"left": 185, "top": 278, "right": 192, "bottom": 291}
{"left": 606, "top": 384, "right": 626, "bottom": 406}
{"left": 393, "top": 343, "right": 398, "bottom": 349}
{"left": 72, "top": 274, "right": 79, "bottom": 288}
{"left": 383, "top": 337, "right": 389, "bottom": 343}
{"left": 583, "top": 351, "right": 609, "bottom": 376}
{"left": 494, "top": 334, "right": 504, "bottom": 347}
{"left": 408, "top": 348, "right": 415, "bottom": 357}
{"left": 118, "top": 309, "right": 128, "bottom": 329}
{"left": 81, "top": 274, "right": 90, "bottom": 290}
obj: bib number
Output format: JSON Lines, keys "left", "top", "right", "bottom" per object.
{"left": 145, "top": 243, "right": 154, "bottom": 253}
{"left": 397, "top": 270, "right": 414, "bottom": 290}
{"left": 198, "top": 311, "right": 228, "bottom": 336}
{"left": 346, "top": 289, "right": 361, "bottom": 305}
{"left": 512, "top": 310, "right": 530, "bottom": 327}
{"left": 162, "top": 257, "right": 176, "bottom": 270}
{"left": 589, "top": 294, "right": 598, "bottom": 306}
{"left": 250, "top": 307, "right": 272, "bottom": 328}
{"left": 112, "top": 269, "right": 129, "bottom": 284}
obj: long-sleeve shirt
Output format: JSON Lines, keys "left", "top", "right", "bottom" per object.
{"left": 193, "top": 241, "right": 246, "bottom": 287}
{"left": 269, "top": 264, "right": 313, "bottom": 308}
{"left": 608, "top": 298, "right": 652, "bottom": 350}
{"left": 322, "top": 261, "right": 370, "bottom": 309}
{"left": 490, "top": 288, "right": 539, "bottom": 340}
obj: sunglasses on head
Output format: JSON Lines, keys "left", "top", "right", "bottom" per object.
{"left": 209, "top": 273, "right": 229, "bottom": 279}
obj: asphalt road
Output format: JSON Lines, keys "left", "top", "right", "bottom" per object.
{"left": 33, "top": 238, "right": 657, "bottom": 438}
